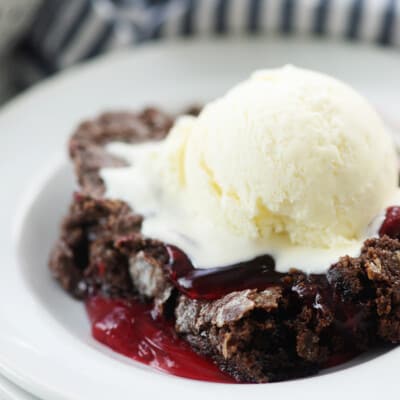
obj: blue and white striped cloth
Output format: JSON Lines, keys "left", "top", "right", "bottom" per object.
{"left": 16, "top": 0, "right": 400, "bottom": 84}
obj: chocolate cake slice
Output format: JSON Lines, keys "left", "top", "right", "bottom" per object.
{"left": 50, "top": 108, "right": 400, "bottom": 383}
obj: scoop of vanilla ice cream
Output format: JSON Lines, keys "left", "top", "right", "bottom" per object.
{"left": 162, "top": 65, "right": 398, "bottom": 248}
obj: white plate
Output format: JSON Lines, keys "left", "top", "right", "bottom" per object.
{"left": 0, "top": 374, "right": 38, "bottom": 400}
{"left": 1, "top": 37, "right": 400, "bottom": 400}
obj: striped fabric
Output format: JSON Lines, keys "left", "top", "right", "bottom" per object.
{"left": 16, "top": 0, "right": 400, "bottom": 85}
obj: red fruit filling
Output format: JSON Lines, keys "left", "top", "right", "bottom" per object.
{"left": 86, "top": 296, "right": 235, "bottom": 383}
{"left": 379, "top": 206, "right": 400, "bottom": 239}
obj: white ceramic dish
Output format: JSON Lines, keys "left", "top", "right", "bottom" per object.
{"left": 0, "top": 374, "right": 38, "bottom": 400}
{"left": 0, "top": 376, "right": 39, "bottom": 400}
{"left": 1, "top": 37, "right": 400, "bottom": 400}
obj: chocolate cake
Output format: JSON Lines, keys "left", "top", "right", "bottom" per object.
{"left": 50, "top": 108, "right": 400, "bottom": 383}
